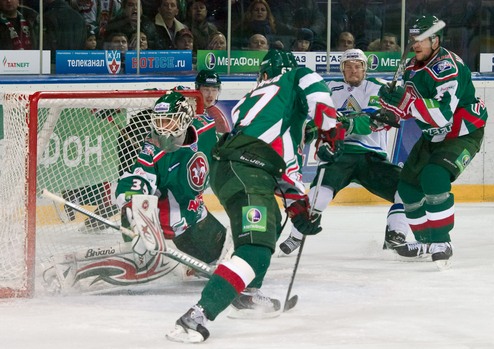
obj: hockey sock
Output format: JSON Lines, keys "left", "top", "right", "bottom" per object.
{"left": 198, "top": 245, "right": 271, "bottom": 320}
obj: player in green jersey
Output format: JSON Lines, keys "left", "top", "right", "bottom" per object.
{"left": 166, "top": 49, "right": 341, "bottom": 343}
{"left": 279, "top": 48, "right": 410, "bottom": 255}
{"left": 115, "top": 91, "right": 227, "bottom": 267}
{"left": 379, "top": 15, "right": 488, "bottom": 269}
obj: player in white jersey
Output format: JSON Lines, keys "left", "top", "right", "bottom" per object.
{"left": 279, "top": 48, "right": 410, "bottom": 255}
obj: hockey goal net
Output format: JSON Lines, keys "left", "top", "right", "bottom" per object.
{"left": 0, "top": 89, "right": 204, "bottom": 297}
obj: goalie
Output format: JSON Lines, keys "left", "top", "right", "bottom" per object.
{"left": 115, "top": 90, "right": 227, "bottom": 269}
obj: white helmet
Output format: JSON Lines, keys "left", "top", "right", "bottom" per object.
{"left": 339, "top": 48, "right": 368, "bottom": 73}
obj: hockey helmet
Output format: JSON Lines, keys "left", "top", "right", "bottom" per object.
{"left": 339, "top": 48, "right": 368, "bottom": 73}
{"left": 409, "top": 15, "right": 443, "bottom": 42}
{"left": 195, "top": 69, "right": 222, "bottom": 90}
{"left": 150, "top": 91, "right": 194, "bottom": 152}
{"left": 258, "top": 49, "right": 298, "bottom": 82}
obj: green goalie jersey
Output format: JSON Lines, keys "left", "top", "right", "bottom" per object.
{"left": 115, "top": 113, "right": 218, "bottom": 235}
{"left": 403, "top": 46, "right": 488, "bottom": 142}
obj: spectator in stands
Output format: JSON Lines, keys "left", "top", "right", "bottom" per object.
{"left": 291, "top": 28, "right": 313, "bottom": 51}
{"left": 247, "top": 33, "right": 269, "bottom": 51}
{"left": 85, "top": 28, "right": 98, "bottom": 49}
{"left": 207, "top": 0, "right": 248, "bottom": 36}
{"left": 186, "top": 0, "right": 218, "bottom": 51}
{"left": 129, "top": 30, "right": 149, "bottom": 50}
{"left": 207, "top": 31, "right": 227, "bottom": 50}
{"left": 76, "top": 0, "right": 121, "bottom": 40}
{"left": 105, "top": 0, "right": 159, "bottom": 49}
{"left": 331, "top": 0, "right": 382, "bottom": 50}
{"left": 0, "top": 0, "right": 38, "bottom": 49}
{"left": 268, "top": 0, "right": 325, "bottom": 48}
{"left": 232, "top": 0, "right": 286, "bottom": 50}
{"left": 107, "top": 31, "right": 129, "bottom": 51}
{"left": 175, "top": 27, "right": 193, "bottom": 50}
{"left": 336, "top": 31, "right": 355, "bottom": 51}
{"left": 155, "top": 0, "right": 188, "bottom": 49}
{"left": 368, "top": 32, "right": 400, "bottom": 52}
{"left": 43, "top": 0, "right": 86, "bottom": 63}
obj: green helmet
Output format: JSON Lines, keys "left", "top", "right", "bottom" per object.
{"left": 410, "top": 15, "right": 443, "bottom": 42}
{"left": 195, "top": 69, "right": 222, "bottom": 90}
{"left": 258, "top": 49, "right": 298, "bottom": 82}
{"left": 150, "top": 91, "right": 194, "bottom": 152}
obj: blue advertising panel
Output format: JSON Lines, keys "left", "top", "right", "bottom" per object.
{"left": 56, "top": 50, "right": 123, "bottom": 74}
{"left": 56, "top": 50, "right": 193, "bottom": 74}
{"left": 125, "top": 50, "right": 192, "bottom": 73}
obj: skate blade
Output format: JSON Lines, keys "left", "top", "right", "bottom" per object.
{"left": 166, "top": 325, "right": 206, "bottom": 343}
{"left": 434, "top": 259, "right": 452, "bottom": 271}
{"left": 227, "top": 306, "right": 281, "bottom": 319}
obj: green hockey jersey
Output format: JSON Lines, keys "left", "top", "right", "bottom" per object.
{"left": 402, "top": 47, "right": 488, "bottom": 142}
{"left": 115, "top": 113, "right": 218, "bottom": 237}
{"left": 223, "top": 67, "right": 337, "bottom": 199}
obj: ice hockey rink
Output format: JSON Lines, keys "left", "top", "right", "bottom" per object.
{"left": 1, "top": 203, "right": 493, "bottom": 349}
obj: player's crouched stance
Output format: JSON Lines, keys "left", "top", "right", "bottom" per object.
{"left": 167, "top": 49, "right": 337, "bottom": 343}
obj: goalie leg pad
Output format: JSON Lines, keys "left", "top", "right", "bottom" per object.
{"left": 173, "top": 212, "right": 227, "bottom": 264}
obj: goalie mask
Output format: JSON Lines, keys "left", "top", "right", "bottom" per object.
{"left": 258, "top": 49, "right": 298, "bottom": 83}
{"left": 150, "top": 91, "right": 194, "bottom": 152}
{"left": 339, "top": 49, "right": 368, "bottom": 86}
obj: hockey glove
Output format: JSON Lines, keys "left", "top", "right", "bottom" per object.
{"left": 286, "top": 198, "right": 322, "bottom": 235}
{"left": 315, "top": 123, "right": 345, "bottom": 164}
{"left": 336, "top": 110, "right": 354, "bottom": 131}
{"left": 378, "top": 84, "right": 415, "bottom": 119}
{"left": 369, "top": 109, "right": 401, "bottom": 129}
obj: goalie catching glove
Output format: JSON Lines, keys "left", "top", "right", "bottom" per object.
{"left": 286, "top": 197, "right": 322, "bottom": 235}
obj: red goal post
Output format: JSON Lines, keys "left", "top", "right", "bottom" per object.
{"left": 0, "top": 89, "right": 204, "bottom": 298}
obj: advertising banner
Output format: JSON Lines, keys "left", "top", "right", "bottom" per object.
{"left": 125, "top": 50, "right": 192, "bottom": 73}
{"left": 56, "top": 50, "right": 193, "bottom": 74}
{"left": 0, "top": 50, "right": 51, "bottom": 74}
{"left": 197, "top": 51, "right": 410, "bottom": 74}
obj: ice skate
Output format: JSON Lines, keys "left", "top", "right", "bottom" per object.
{"left": 430, "top": 242, "right": 453, "bottom": 270}
{"left": 279, "top": 236, "right": 302, "bottom": 255}
{"left": 166, "top": 305, "right": 210, "bottom": 343}
{"left": 382, "top": 227, "right": 407, "bottom": 250}
{"left": 228, "top": 288, "right": 281, "bottom": 319}
{"left": 394, "top": 242, "right": 430, "bottom": 258}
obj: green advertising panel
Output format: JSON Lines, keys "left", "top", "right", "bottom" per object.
{"left": 197, "top": 50, "right": 266, "bottom": 73}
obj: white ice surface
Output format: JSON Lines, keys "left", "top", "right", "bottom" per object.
{"left": 1, "top": 203, "right": 494, "bottom": 349}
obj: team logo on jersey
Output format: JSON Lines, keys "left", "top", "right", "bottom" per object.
{"left": 204, "top": 52, "right": 216, "bottom": 69}
{"left": 367, "top": 54, "right": 379, "bottom": 71}
{"left": 242, "top": 206, "right": 267, "bottom": 232}
{"left": 105, "top": 50, "right": 121, "bottom": 74}
{"left": 142, "top": 144, "right": 155, "bottom": 156}
{"left": 432, "top": 60, "right": 453, "bottom": 75}
{"left": 187, "top": 152, "right": 209, "bottom": 191}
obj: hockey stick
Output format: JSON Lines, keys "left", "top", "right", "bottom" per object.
{"left": 388, "top": 20, "right": 446, "bottom": 91}
{"left": 283, "top": 167, "right": 325, "bottom": 312}
{"left": 41, "top": 189, "right": 214, "bottom": 276}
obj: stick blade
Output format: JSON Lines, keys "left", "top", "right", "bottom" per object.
{"left": 283, "top": 295, "right": 298, "bottom": 312}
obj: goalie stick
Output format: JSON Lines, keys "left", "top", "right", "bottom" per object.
{"left": 283, "top": 167, "right": 325, "bottom": 312}
{"left": 389, "top": 20, "right": 446, "bottom": 91}
{"left": 41, "top": 189, "right": 214, "bottom": 276}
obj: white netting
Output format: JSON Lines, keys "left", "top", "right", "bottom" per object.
{"left": 0, "top": 90, "right": 203, "bottom": 297}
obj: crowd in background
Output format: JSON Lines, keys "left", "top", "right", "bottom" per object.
{"left": 0, "top": 0, "right": 489, "bottom": 71}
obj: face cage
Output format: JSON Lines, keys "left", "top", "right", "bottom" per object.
{"left": 151, "top": 111, "right": 190, "bottom": 138}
